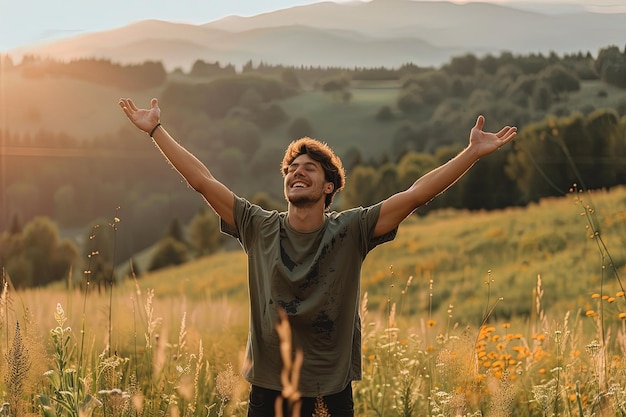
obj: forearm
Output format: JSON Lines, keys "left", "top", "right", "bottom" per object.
{"left": 408, "top": 145, "right": 480, "bottom": 206}
{"left": 150, "top": 125, "right": 214, "bottom": 192}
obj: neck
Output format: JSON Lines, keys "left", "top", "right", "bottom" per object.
{"left": 286, "top": 205, "right": 326, "bottom": 232}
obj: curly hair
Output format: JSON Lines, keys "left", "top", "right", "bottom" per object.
{"left": 281, "top": 137, "right": 346, "bottom": 210}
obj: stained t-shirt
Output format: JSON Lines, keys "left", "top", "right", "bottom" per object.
{"left": 220, "top": 194, "right": 397, "bottom": 397}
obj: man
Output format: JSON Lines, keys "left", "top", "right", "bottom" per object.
{"left": 119, "top": 97, "right": 516, "bottom": 417}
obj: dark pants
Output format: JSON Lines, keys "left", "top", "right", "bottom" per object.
{"left": 247, "top": 384, "right": 354, "bottom": 417}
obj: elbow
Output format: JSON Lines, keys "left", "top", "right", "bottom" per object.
{"left": 187, "top": 173, "right": 213, "bottom": 194}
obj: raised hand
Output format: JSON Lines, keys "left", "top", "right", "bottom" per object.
{"left": 118, "top": 98, "right": 161, "bottom": 134}
{"left": 469, "top": 115, "right": 517, "bottom": 157}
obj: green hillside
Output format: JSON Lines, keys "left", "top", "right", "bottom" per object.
{"left": 116, "top": 185, "right": 626, "bottom": 324}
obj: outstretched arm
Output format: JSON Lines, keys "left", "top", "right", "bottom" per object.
{"left": 119, "top": 98, "right": 235, "bottom": 226}
{"left": 374, "top": 115, "right": 517, "bottom": 237}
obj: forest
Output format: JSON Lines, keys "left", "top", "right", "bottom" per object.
{"left": 1, "top": 44, "right": 625, "bottom": 288}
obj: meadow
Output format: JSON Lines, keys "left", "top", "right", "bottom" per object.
{"left": 3, "top": 185, "right": 626, "bottom": 416}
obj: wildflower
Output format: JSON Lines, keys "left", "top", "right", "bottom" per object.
{"left": 619, "top": 312, "right": 626, "bottom": 320}
{"left": 585, "top": 310, "right": 595, "bottom": 317}
{"left": 502, "top": 323, "right": 511, "bottom": 329}
{"left": 617, "top": 291, "right": 625, "bottom": 297}
{"left": 55, "top": 303, "right": 67, "bottom": 327}
{"left": 427, "top": 320, "right": 436, "bottom": 327}
{"left": 592, "top": 293, "right": 601, "bottom": 299}
{"left": 216, "top": 363, "right": 239, "bottom": 403}
{"left": 586, "top": 340, "right": 602, "bottom": 356}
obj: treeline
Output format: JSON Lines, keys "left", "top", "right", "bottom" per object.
{"left": 342, "top": 109, "right": 626, "bottom": 213}
{"left": 1, "top": 45, "right": 626, "bottom": 287}
{"left": 5, "top": 44, "right": 624, "bottom": 90}
{"left": 4, "top": 55, "right": 167, "bottom": 90}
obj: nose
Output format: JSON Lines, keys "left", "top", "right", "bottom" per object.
{"left": 292, "top": 165, "right": 305, "bottom": 177}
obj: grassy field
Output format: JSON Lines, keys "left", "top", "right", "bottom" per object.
{"left": 112, "top": 184, "right": 626, "bottom": 322}
{"left": 5, "top": 185, "right": 626, "bottom": 416}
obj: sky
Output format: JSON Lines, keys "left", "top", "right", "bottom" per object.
{"left": 0, "top": 0, "right": 624, "bottom": 52}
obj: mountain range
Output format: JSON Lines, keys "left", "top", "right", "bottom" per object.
{"left": 9, "top": 0, "right": 626, "bottom": 71}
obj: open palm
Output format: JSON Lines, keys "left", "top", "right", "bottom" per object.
{"left": 118, "top": 98, "right": 161, "bottom": 133}
{"left": 469, "top": 115, "right": 517, "bottom": 157}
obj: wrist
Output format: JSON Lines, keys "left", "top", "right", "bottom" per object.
{"left": 148, "top": 122, "right": 162, "bottom": 137}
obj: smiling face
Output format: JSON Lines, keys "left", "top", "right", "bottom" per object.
{"left": 281, "top": 137, "right": 346, "bottom": 210}
{"left": 284, "top": 154, "right": 334, "bottom": 209}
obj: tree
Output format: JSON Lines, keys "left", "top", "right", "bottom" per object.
{"left": 287, "top": 117, "right": 315, "bottom": 140}
{"left": 167, "top": 217, "right": 187, "bottom": 245}
{"left": 396, "top": 152, "right": 438, "bottom": 191}
{"left": 586, "top": 109, "right": 621, "bottom": 188}
{"left": 376, "top": 105, "right": 394, "bottom": 121}
{"left": 188, "top": 208, "right": 222, "bottom": 257}
{"left": 149, "top": 237, "right": 189, "bottom": 271}
{"left": 340, "top": 165, "right": 380, "bottom": 209}
{"left": 539, "top": 64, "right": 580, "bottom": 98}
{"left": 446, "top": 53, "right": 478, "bottom": 76}
{"left": 2, "top": 217, "right": 79, "bottom": 288}
{"left": 281, "top": 68, "right": 301, "bottom": 90}
{"left": 374, "top": 163, "right": 399, "bottom": 202}
{"left": 595, "top": 45, "right": 626, "bottom": 88}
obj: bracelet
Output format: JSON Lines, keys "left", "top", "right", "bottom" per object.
{"left": 149, "top": 122, "right": 162, "bottom": 137}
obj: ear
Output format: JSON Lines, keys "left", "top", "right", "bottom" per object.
{"left": 325, "top": 182, "right": 334, "bottom": 194}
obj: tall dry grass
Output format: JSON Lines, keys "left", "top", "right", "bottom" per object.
{"left": 1, "top": 186, "right": 626, "bottom": 416}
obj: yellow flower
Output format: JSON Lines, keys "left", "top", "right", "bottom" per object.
{"left": 586, "top": 310, "right": 595, "bottom": 317}
{"left": 427, "top": 320, "right": 436, "bottom": 327}
{"left": 619, "top": 312, "right": 626, "bottom": 320}
{"left": 592, "top": 293, "right": 601, "bottom": 299}
{"left": 502, "top": 323, "right": 511, "bottom": 329}
{"left": 617, "top": 291, "right": 625, "bottom": 297}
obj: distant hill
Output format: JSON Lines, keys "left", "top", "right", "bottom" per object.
{"left": 9, "top": 0, "right": 626, "bottom": 71}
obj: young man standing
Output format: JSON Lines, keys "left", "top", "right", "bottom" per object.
{"left": 119, "top": 97, "right": 516, "bottom": 417}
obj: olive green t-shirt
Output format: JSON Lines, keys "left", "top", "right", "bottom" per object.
{"left": 221, "top": 195, "right": 397, "bottom": 397}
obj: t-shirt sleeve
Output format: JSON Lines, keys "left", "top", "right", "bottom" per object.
{"left": 220, "top": 193, "right": 241, "bottom": 239}
{"left": 220, "top": 194, "right": 275, "bottom": 251}
{"left": 362, "top": 201, "right": 397, "bottom": 252}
